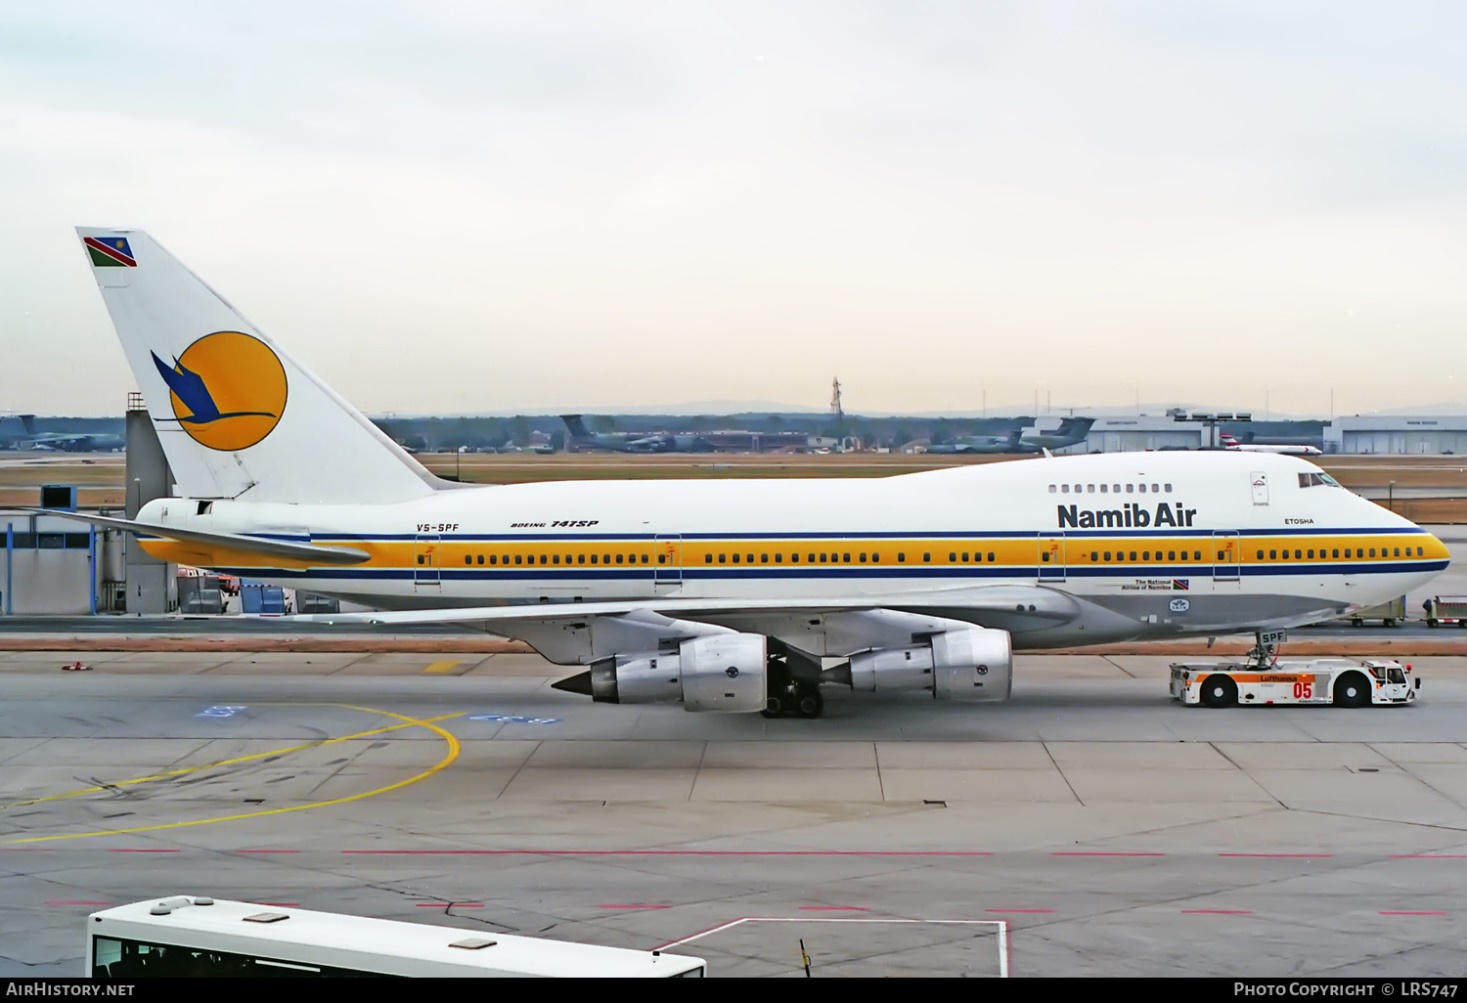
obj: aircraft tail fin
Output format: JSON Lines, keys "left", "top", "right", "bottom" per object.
{"left": 18, "top": 414, "right": 36, "bottom": 435}
{"left": 560, "top": 414, "right": 591, "bottom": 439}
{"left": 75, "top": 228, "right": 447, "bottom": 504}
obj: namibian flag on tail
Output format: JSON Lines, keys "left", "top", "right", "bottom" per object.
{"left": 84, "top": 235, "right": 136, "bottom": 267}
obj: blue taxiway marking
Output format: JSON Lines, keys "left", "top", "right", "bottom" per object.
{"left": 197, "top": 705, "right": 248, "bottom": 718}
{"left": 468, "top": 714, "right": 561, "bottom": 725}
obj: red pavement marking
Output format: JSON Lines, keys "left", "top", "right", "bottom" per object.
{"left": 985, "top": 908, "right": 1054, "bottom": 914}
{"left": 599, "top": 904, "right": 672, "bottom": 910}
{"left": 798, "top": 906, "right": 869, "bottom": 912}
{"left": 105, "top": 848, "right": 179, "bottom": 853}
{"left": 341, "top": 849, "right": 994, "bottom": 856}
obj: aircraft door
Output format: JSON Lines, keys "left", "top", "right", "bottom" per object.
{"left": 1037, "top": 534, "right": 1066, "bottom": 582}
{"left": 1250, "top": 471, "right": 1269, "bottom": 506}
{"left": 1212, "top": 531, "right": 1240, "bottom": 583}
{"left": 414, "top": 535, "right": 441, "bottom": 590}
{"left": 653, "top": 535, "right": 682, "bottom": 592}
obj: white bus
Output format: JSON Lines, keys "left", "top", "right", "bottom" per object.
{"left": 87, "top": 896, "right": 706, "bottom": 978}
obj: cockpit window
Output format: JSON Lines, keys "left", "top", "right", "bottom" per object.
{"left": 1297, "top": 472, "right": 1339, "bottom": 489}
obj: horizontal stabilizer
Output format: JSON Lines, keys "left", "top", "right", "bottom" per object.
{"left": 29, "top": 509, "right": 371, "bottom": 565}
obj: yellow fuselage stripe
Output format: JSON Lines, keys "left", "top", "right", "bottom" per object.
{"left": 139, "top": 531, "right": 1447, "bottom": 573}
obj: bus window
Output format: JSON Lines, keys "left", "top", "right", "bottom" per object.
{"left": 92, "top": 935, "right": 400, "bottom": 978}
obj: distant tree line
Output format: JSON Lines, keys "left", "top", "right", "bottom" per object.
{"left": 363, "top": 414, "right": 1328, "bottom": 452}
{"left": 0, "top": 412, "right": 1328, "bottom": 453}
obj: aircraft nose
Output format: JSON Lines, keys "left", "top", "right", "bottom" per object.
{"left": 1425, "top": 529, "right": 1451, "bottom": 567}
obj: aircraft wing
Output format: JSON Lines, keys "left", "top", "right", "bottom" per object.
{"left": 289, "top": 583, "right": 1081, "bottom": 628}
{"left": 28, "top": 509, "right": 372, "bottom": 565}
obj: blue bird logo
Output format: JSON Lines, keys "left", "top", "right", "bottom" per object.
{"left": 149, "top": 331, "right": 289, "bottom": 451}
{"left": 151, "top": 352, "right": 276, "bottom": 425}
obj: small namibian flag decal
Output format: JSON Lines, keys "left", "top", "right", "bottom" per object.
{"left": 84, "top": 236, "right": 136, "bottom": 267}
{"left": 1173, "top": 579, "right": 1190, "bottom": 591}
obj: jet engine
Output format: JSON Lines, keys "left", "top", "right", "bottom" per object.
{"left": 569, "top": 633, "right": 768, "bottom": 713}
{"left": 831, "top": 628, "right": 1012, "bottom": 703}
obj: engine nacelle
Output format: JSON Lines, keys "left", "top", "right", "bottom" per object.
{"left": 845, "top": 628, "right": 1012, "bottom": 703}
{"left": 586, "top": 633, "right": 767, "bottom": 713}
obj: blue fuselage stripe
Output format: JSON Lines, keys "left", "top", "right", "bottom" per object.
{"left": 211, "top": 559, "right": 1448, "bottom": 582}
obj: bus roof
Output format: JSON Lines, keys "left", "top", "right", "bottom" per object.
{"left": 89, "top": 897, "right": 704, "bottom": 977}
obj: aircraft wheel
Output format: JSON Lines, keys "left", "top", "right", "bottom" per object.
{"left": 763, "top": 658, "right": 795, "bottom": 718}
{"left": 1200, "top": 676, "right": 1237, "bottom": 709}
{"left": 794, "top": 684, "right": 824, "bottom": 719}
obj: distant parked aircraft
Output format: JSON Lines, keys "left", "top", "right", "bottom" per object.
{"left": 923, "top": 429, "right": 1026, "bottom": 454}
{"left": 1, "top": 415, "right": 124, "bottom": 452}
{"left": 926, "top": 418, "right": 1095, "bottom": 455}
{"left": 560, "top": 415, "right": 716, "bottom": 453}
{"left": 1219, "top": 433, "right": 1322, "bottom": 456}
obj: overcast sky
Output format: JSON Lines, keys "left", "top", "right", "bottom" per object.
{"left": 2, "top": 1, "right": 1465, "bottom": 418}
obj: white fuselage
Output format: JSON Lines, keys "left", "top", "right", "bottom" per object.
{"left": 138, "top": 451, "right": 1448, "bottom": 647}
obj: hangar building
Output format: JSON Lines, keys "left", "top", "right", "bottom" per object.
{"left": 1323, "top": 416, "right": 1467, "bottom": 455}
{"left": 1056, "top": 416, "right": 1205, "bottom": 454}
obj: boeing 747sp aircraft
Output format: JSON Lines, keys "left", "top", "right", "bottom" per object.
{"left": 62, "top": 228, "right": 1449, "bottom": 719}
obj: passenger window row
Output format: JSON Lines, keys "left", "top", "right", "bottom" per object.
{"left": 1087, "top": 550, "right": 1200, "bottom": 562}
{"left": 450, "top": 553, "right": 653, "bottom": 566}
{"left": 1253, "top": 545, "right": 1424, "bottom": 561}
{"left": 699, "top": 551, "right": 1003, "bottom": 564}
{"left": 1050, "top": 483, "right": 1172, "bottom": 494}
{"left": 433, "top": 542, "right": 1427, "bottom": 569}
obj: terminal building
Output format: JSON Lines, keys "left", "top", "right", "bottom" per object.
{"left": 0, "top": 495, "right": 115, "bottom": 615}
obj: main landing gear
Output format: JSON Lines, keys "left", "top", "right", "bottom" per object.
{"left": 762, "top": 657, "right": 824, "bottom": 719}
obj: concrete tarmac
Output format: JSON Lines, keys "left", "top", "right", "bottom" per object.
{"left": 4, "top": 651, "right": 1467, "bottom": 978}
